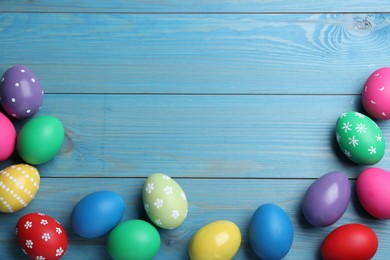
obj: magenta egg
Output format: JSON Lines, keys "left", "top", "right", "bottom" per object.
{"left": 302, "top": 171, "right": 351, "bottom": 227}
{"left": 0, "top": 65, "right": 44, "bottom": 119}
{"left": 0, "top": 112, "right": 16, "bottom": 161}
{"left": 362, "top": 67, "right": 390, "bottom": 120}
{"left": 357, "top": 167, "right": 390, "bottom": 219}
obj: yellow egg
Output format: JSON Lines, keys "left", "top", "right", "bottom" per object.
{"left": 0, "top": 164, "right": 40, "bottom": 213}
{"left": 189, "top": 220, "right": 241, "bottom": 260}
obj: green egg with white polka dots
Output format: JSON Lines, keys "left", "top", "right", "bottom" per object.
{"left": 142, "top": 173, "right": 188, "bottom": 229}
{"left": 336, "top": 111, "right": 385, "bottom": 165}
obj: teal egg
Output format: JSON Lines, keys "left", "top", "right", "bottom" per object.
{"left": 107, "top": 220, "right": 161, "bottom": 260}
{"left": 17, "top": 116, "right": 64, "bottom": 165}
{"left": 335, "top": 112, "right": 385, "bottom": 165}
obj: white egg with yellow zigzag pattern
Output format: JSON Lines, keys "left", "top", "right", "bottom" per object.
{"left": 0, "top": 164, "right": 40, "bottom": 213}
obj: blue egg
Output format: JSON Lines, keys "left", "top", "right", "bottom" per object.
{"left": 71, "top": 191, "right": 125, "bottom": 238}
{"left": 249, "top": 203, "right": 294, "bottom": 260}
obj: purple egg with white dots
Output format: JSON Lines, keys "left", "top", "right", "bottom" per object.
{"left": 0, "top": 65, "right": 43, "bottom": 119}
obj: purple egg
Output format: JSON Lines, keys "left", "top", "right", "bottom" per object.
{"left": 302, "top": 171, "right": 351, "bottom": 227}
{"left": 0, "top": 65, "right": 44, "bottom": 119}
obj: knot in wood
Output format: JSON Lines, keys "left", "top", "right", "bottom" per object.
{"left": 354, "top": 18, "right": 372, "bottom": 30}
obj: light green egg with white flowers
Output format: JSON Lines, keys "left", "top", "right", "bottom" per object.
{"left": 142, "top": 173, "right": 188, "bottom": 229}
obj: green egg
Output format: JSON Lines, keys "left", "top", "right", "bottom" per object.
{"left": 17, "top": 116, "right": 64, "bottom": 165}
{"left": 142, "top": 173, "right": 188, "bottom": 229}
{"left": 107, "top": 220, "right": 161, "bottom": 260}
{"left": 336, "top": 111, "right": 385, "bottom": 165}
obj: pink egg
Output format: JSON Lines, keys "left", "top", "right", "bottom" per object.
{"left": 0, "top": 112, "right": 16, "bottom": 161}
{"left": 356, "top": 167, "right": 390, "bottom": 219}
{"left": 362, "top": 67, "right": 390, "bottom": 120}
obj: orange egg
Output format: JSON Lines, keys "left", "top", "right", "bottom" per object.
{"left": 0, "top": 164, "right": 40, "bottom": 213}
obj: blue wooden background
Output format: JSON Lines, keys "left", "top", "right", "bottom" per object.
{"left": 1, "top": 1, "right": 390, "bottom": 259}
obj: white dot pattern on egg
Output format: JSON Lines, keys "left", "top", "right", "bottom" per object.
{"left": 142, "top": 173, "right": 188, "bottom": 229}
{"left": 0, "top": 164, "right": 40, "bottom": 213}
{"left": 0, "top": 65, "right": 44, "bottom": 119}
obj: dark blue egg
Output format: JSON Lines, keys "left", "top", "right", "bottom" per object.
{"left": 71, "top": 191, "right": 125, "bottom": 238}
{"left": 249, "top": 203, "right": 293, "bottom": 260}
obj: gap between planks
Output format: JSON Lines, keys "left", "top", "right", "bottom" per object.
{"left": 42, "top": 93, "right": 361, "bottom": 96}
{"left": 1, "top": 11, "right": 390, "bottom": 14}
{"left": 41, "top": 176, "right": 358, "bottom": 180}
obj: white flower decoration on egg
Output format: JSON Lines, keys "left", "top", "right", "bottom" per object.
{"left": 154, "top": 198, "right": 164, "bottom": 209}
{"left": 142, "top": 173, "right": 188, "bottom": 229}
{"left": 164, "top": 186, "right": 173, "bottom": 195}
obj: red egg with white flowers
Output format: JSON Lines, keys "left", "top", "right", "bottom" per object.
{"left": 16, "top": 212, "right": 68, "bottom": 260}
{"left": 321, "top": 223, "right": 378, "bottom": 260}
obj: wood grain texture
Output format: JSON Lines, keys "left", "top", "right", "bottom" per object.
{"left": 1, "top": 178, "right": 390, "bottom": 259}
{"left": 1, "top": 13, "right": 389, "bottom": 94}
{"left": 2, "top": 94, "right": 388, "bottom": 179}
{"left": 1, "top": 0, "right": 390, "bottom": 13}
{"left": 2, "top": 0, "right": 390, "bottom": 259}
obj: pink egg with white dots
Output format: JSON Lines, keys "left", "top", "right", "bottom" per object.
{"left": 362, "top": 67, "right": 390, "bottom": 120}
{"left": 0, "top": 65, "right": 44, "bottom": 119}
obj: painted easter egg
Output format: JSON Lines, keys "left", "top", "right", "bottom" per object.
{"left": 357, "top": 167, "right": 390, "bottom": 219}
{"left": 107, "top": 219, "right": 161, "bottom": 260}
{"left": 362, "top": 67, "right": 390, "bottom": 120}
{"left": 17, "top": 116, "right": 64, "bottom": 165}
{"left": 0, "top": 112, "right": 16, "bottom": 161}
{"left": 0, "top": 164, "right": 40, "bottom": 213}
{"left": 142, "top": 173, "right": 188, "bottom": 229}
{"left": 248, "top": 203, "right": 293, "bottom": 260}
{"left": 302, "top": 171, "right": 351, "bottom": 227}
{"left": 335, "top": 111, "right": 385, "bottom": 164}
{"left": 16, "top": 212, "right": 68, "bottom": 260}
{"left": 321, "top": 223, "right": 378, "bottom": 260}
{"left": 189, "top": 220, "right": 241, "bottom": 260}
{"left": 0, "top": 65, "right": 43, "bottom": 119}
{"left": 71, "top": 191, "right": 125, "bottom": 238}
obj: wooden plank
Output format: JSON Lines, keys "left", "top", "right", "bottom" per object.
{"left": 1, "top": 94, "right": 388, "bottom": 179}
{"left": 1, "top": 13, "right": 389, "bottom": 94}
{"left": 0, "top": 178, "right": 389, "bottom": 259}
{"left": 1, "top": 0, "right": 390, "bottom": 13}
